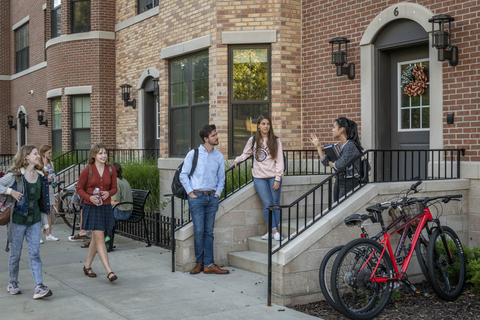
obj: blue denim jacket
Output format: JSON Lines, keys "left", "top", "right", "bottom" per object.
{"left": 11, "top": 171, "right": 50, "bottom": 217}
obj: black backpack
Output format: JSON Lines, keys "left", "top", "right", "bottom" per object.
{"left": 352, "top": 142, "right": 370, "bottom": 183}
{"left": 171, "top": 148, "right": 199, "bottom": 199}
{"left": 250, "top": 134, "right": 286, "bottom": 172}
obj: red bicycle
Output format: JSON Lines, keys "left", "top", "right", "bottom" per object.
{"left": 330, "top": 189, "right": 465, "bottom": 320}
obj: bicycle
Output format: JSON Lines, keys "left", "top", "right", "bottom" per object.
{"left": 50, "top": 181, "right": 82, "bottom": 235}
{"left": 318, "top": 181, "right": 432, "bottom": 312}
{"left": 330, "top": 188, "right": 465, "bottom": 319}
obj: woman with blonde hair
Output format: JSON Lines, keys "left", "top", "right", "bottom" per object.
{"left": 0, "top": 145, "right": 53, "bottom": 299}
{"left": 39, "top": 145, "right": 59, "bottom": 242}
{"left": 76, "top": 143, "right": 118, "bottom": 281}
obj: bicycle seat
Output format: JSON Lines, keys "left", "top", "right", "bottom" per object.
{"left": 366, "top": 205, "right": 386, "bottom": 213}
{"left": 56, "top": 180, "right": 65, "bottom": 186}
{"left": 345, "top": 214, "right": 372, "bottom": 227}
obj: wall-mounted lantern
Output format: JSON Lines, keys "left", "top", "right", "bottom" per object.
{"left": 36, "top": 109, "right": 49, "bottom": 127}
{"left": 120, "top": 84, "right": 137, "bottom": 109}
{"left": 7, "top": 115, "right": 17, "bottom": 130}
{"left": 329, "top": 37, "right": 355, "bottom": 80}
{"left": 428, "top": 14, "right": 459, "bottom": 66}
{"left": 18, "top": 111, "right": 28, "bottom": 129}
{"left": 152, "top": 77, "right": 159, "bottom": 105}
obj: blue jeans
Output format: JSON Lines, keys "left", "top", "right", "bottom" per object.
{"left": 113, "top": 208, "right": 132, "bottom": 221}
{"left": 9, "top": 222, "right": 43, "bottom": 286}
{"left": 253, "top": 177, "right": 282, "bottom": 232}
{"left": 188, "top": 193, "right": 219, "bottom": 266}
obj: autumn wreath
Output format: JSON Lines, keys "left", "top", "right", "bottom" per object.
{"left": 401, "top": 65, "right": 428, "bottom": 97}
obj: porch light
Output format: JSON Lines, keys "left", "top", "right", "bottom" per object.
{"left": 152, "top": 77, "right": 159, "bottom": 105}
{"left": 428, "top": 14, "right": 459, "bottom": 66}
{"left": 36, "top": 109, "right": 48, "bottom": 127}
{"left": 18, "top": 111, "right": 28, "bottom": 129}
{"left": 7, "top": 115, "right": 16, "bottom": 130}
{"left": 120, "top": 83, "right": 137, "bottom": 109}
{"left": 329, "top": 37, "right": 355, "bottom": 80}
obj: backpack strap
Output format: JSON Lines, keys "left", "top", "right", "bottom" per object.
{"left": 85, "top": 164, "right": 92, "bottom": 191}
{"left": 188, "top": 148, "right": 199, "bottom": 178}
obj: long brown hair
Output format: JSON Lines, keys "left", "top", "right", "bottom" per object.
{"left": 254, "top": 115, "right": 279, "bottom": 160}
{"left": 7, "top": 145, "right": 46, "bottom": 177}
{"left": 87, "top": 143, "right": 108, "bottom": 165}
{"left": 39, "top": 144, "right": 53, "bottom": 167}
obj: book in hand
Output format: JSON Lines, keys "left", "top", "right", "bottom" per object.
{"left": 324, "top": 144, "right": 341, "bottom": 161}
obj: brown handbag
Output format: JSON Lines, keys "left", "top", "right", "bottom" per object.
{"left": 0, "top": 194, "right": 13, "bottom": 226}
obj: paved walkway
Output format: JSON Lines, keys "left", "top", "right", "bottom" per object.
{"left": 0, "top": 221, "right": 320, "bottom": 320}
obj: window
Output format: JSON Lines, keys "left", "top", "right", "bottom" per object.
{"left": 51, "top": 0, "right": 61, "bottom": 38}
{"left": 71, "top": 96, "right": 90, "bottom": 149}
{"left": 138, "top": 0, "right": 159, "bottom": 14}
{"left": 71, "top": 0, "right": 90, "bottom": 33}
{"left": 51, "top": 98, "right": 62, "bottom": 153}
{"left": 15, "top": 24, "right": 29, "bottom": 73}
{"left": 399, "top": 60, "right": 430, "bottom": 131}
{"left": 229, "top": 45, "right": 270, "bottom": 156}
{"left": 169, "top": 50, "right": 209, "bottom": 156}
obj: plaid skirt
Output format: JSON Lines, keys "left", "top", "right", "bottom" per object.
{"left": 82, "top": 203, "right": 115, "bottom": 231}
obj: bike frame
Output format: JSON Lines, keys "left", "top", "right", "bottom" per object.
{"left": 364, "top": 207, "right": 433, "bottom": 283}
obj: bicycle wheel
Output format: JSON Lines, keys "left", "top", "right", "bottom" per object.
{"left": 331, "top": 238, "right": 394, "bottom": 320}
{"left": 319, "top": 245, "right": 343, "bottom": 312}
{"left": 60, "top": 193, "right": 81, "bottom": 230}
{"left": 415, "top": 230, "right": 433, "bottom": 286}
{"left": 427, "top": 226, "right": 466, "bottom": 301}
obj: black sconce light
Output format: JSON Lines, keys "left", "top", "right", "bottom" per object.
{"left": 7, "top": 115, "right": 17, "bottom": 130}
{"left": 428, "top": 14, "right": 459, "bottom": 66}
{"left": 152, "top": 77, "right": 159, "bottom": 105}
{"left": 120, "top": 84, "right": 137, "bottom": 109}
{"left": 18, "top": 111, "right": 28, "bottom": 129}
{"left": 36, "top": 109, "right": 48, "bottom": 127}
{"left": 329, "top": 37, "right": 355, "bottom": 80}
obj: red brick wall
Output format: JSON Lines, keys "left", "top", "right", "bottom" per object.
{"left": 302, "top": 0, "right": 480, "bottom": 161}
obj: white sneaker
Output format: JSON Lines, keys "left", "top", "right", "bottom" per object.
{"left": 7, "top": 281, "right": 21, "bottom": 295}
{"left": 261, "top": 232, "right": 269, "bottom": 240}
{"left": 46, "top": 234, "right": 59, "bottom": 241}
{"left": 40, "top": 239, "right": 44, "bottom": 244}
{"left": 33, "top": 284, "right": 52, "bottom": 300}
{"left": 274, "top": 232, "right": 281, "bottom": 241}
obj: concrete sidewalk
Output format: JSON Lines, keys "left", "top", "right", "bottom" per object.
{"left": 0, "top": 222, "right": 320, "bottom": 320}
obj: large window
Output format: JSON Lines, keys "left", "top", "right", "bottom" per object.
{"left": 71, "top": 96, "right": 90, "bottom": 149}
{"left": 169, "top": 51, "right": 209, "bottom": 156}
{"left": 51, "top": 98, "right": 62, "bottom": 152}
{"left": 71, "top": 0, "right": 90, "bottom": 33}
{"left": 229, "top": 45, "right": 270, "bottom": 156}
{"left": 138, "top": 0, "right": 159, "bottom": 14}
{"left": 15, "top": 24, "right": 29, "bottom": 73}
{"left": 51, "top": 0, "right": 61, "bottom": 38}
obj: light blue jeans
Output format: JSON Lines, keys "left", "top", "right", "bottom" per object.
{"left": 253, "top": 177, "right": 282, "bottom": 232}
{"left": 9, "top": 222, "right": 43, "bottom": 286}
{"left": 188, "top": 193, "right": 219, "bottom": 266}
{"left": 113, "top": 208, "right": 132, "bottom": 221}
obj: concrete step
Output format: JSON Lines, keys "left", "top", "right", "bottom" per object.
{"left": 248, "top": 236, "right": 281, "bottom": 254}
{"left": 228, "top": 251, "right": 268, "bottom": 276}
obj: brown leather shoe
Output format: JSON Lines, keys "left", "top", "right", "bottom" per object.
{"left": 204, "top": 264, "right": 229, "bottom": 274}
{"left": 190, "top": 263, "right": 204, "bottom": 274}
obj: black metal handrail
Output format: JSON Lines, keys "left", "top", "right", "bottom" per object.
{"left": 0, "top": 154, "right": 15, "bottom": 169}
{"left": 265, "top": 148, "right": 465, "bottom": 306}
{"left": 52, "top": 149, "right": 89, "bottom": 173}
{"left": 107, "top": 149, "right": 160, "bottom": 163}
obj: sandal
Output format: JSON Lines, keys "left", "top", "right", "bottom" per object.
{"left": 107, "top": 272, "right": 117, "bottom": 282}
{"left": 68, "top": 234, "right": 88, "bottom": 242}
{"left": 81, "top": 241, "right": 91, "bottom": 248}
{"left": 83, "top": 266, "right": 97, "bottom": 278}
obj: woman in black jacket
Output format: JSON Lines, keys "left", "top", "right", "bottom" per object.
{"left": 310, "top": 117, "right": 362, "bottom": 201}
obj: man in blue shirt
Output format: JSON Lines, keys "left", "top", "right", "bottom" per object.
{"left": 180, "top": 125, "right": 228, "bottom": 275}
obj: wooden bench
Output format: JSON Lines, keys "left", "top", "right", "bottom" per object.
{"left": 108, "top": 189, "right": 151, "bottom": 251}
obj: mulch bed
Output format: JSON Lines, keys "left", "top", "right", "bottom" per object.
{"left": 289, "top": 282, "right": 480, "bottom": 319}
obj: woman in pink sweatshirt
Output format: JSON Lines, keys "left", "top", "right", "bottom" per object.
{"left": 231, "top": 115, "right": 284, "bottom": 241}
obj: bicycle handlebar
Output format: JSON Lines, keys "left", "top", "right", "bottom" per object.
{"left": 375, "top": 194, "right": 462, "bottom": 210}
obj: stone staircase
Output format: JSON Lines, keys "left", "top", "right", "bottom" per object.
{"left": 228, "top": 219, "right": 305, "bottom": 276}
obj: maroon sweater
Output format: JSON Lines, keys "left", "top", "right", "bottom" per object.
{"left": 76, "top": 164, "right": 117, "bottom": 205}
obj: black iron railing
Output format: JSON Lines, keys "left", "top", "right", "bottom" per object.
{"left": 265, "top": 148, "right": 465, "bottom": 306}
{"left": 0, "top": 154, "right": 15, "bottom": 170}
{"left": 52, "top": 149, "right": 89, "bottom": 173}
{"left": 107, "top": 149, "right": 160, "bottom": 163}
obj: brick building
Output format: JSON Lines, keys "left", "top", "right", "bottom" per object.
{"left": 1, "top": 0, "right": 478, "bottom": 162}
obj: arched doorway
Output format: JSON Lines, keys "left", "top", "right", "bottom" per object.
{"left": 143, "top": 77, "right": 158, "bottom": 150}
{"left": 16, "top": 107, "right": 28, "bottom": 148}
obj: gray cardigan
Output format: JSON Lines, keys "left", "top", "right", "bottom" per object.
{"left": 321, "top": 141, "right": 361, "bottom": 179}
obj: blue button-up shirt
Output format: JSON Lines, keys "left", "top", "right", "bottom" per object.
{"left": 180, "top": 145, "right": 226, "bottom": 197}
